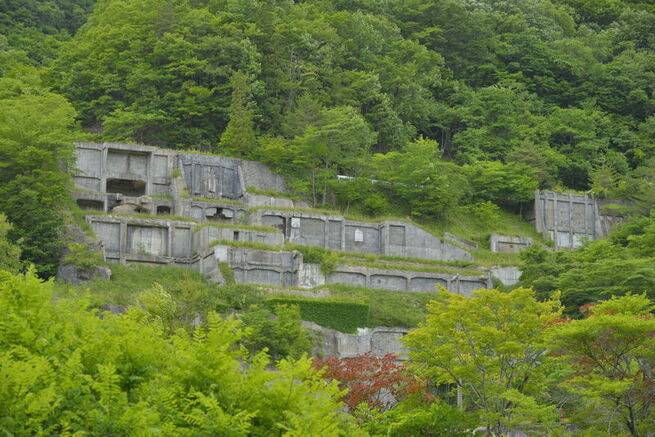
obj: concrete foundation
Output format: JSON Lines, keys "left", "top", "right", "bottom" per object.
{"left": 489, "top": 234, "right": 533, "bottom": 253}
{"left": 306, "top": 322, "right": 410, "bottom": 359}
{"left": 527, "top": 190, "right": 628, "bottom": 249}
{"left": 491, "top": 266, "right": 523, "bottom": 286}
{"left": 207, "top": 245, "right": 490, "bottom": 295}
{"left": 251, "top": 209, "right": 472, "bottom": 262}
{"left": 70, "top": 142, "right": 492, "bottom": 297}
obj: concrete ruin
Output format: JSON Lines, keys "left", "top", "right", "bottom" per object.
{"left": 526, "top": 190, "right": 628, "bottom": 249}
{"left": 72, "top": 142, "right": 482, "bottom": 290}
{"left": 69, "top": 142, "right": 502, "bottom": 358}
{"left": 489, "top": 234, "right": 533, "bottom": 253}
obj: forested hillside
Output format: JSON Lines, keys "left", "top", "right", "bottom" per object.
{"left": 2, "top": 0, "right": 655, "bottom": 435}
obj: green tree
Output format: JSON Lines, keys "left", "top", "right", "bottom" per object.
{"left": 404, "top": 288, "right": 563, "bottom": 436}
{"left": 372, "top": 137, "right": 467, "bottom": 220}
{"left": 0, "top": 75, "right": 76, "bottom": 277}
{"left": 239, "top": 304, "right": 313, "bottom": 361}
{"left": 466, "top": 161, "right": 538, "bottom": 205}
{"left": 0, "top": 269, "right": 363, "bottom": 435}
{"left": 218, "top": 72, "right": 258, "bottom": 157}
{"left": 295, "top": 105, "right": 376, "bottom": 205}
{"left": 546, "top": 294, "right": 655, "bottom": 436}
{"left": 0, "top": 214, "right": 22, "bottom": 273}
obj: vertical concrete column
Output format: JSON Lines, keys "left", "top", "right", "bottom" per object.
{"left": 119, "top": 221, "right": 128, "bottom": 264}
{"left": 237, "top": 164, "right": 246, "bottom": 198}
{"left": 167, "top": 223, "right": 173, "bottom": 258}
{"left": 552, "top": 192, "right": 558, "bottom": 247}
{"left": 101, "top": 143, "right": 108, "bottom": 196}
{"left": 340, "top": 220, "right": 346, "bottom": 252}
{"left": 568, "top": 193, "right": 573, "bottom": 249}
{"left": 381, "top": 223, "right": 389, "bottom": 257}
{"left": 146, "top": 151, "right": 153, "bottom": 196}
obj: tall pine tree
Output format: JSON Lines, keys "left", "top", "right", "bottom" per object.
{"left": 217, "top": 72, "right": 257, "bottom": 157}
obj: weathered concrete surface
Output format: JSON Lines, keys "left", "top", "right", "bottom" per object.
{"left": 251, "top": 209, "right": 472, "bottom": 262}
{"left": 528, "top": 190, "right": 628, "bottom": 249}
{"left": 56, "top": 265, "right": 112, "bottom": 286}
{"left": 298, "top": 263, "right": 326, "bottom": 288}
{"left": 72, "top": 142, "right": 494, "bottom": 298}
{"left": 305, "top": 322, "right": 409, "bottom": 359}
{"left": 192, "top": 225, "right": 284, "bottom": 253}
{"left": 206, "top": 245, "right": 489, "bottom": 295}
{"left": 87, "top": 215, "right": 196, "bottom": 264}
{"left": 326, "top": 264, "right": 489, "bottom": 296}
{"left": 491, "top": 266, "right": 523, "bottom": 286}
{"left": 213, "top": 245, "right": 301, "bottom": 288}
{"left": 489, "top": 234, "right": 533, "bottom": 253}
{"left": 443, "top": 232, "right": 477, "bottom": 250}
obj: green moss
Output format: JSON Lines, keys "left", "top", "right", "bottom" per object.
{"left": 339, "top": 259, "right": 484, "bottom": 277}
{"left": 194, "top": 222, "right": 281, "bottom": 233}
{"left": 246, "top": 186, "right": 303, "bottom": 201}
{"left": 83, "top": 211, "right": 197, "bottom": 223}
{"left": 54, "top": 264, "right": 226, "bottom": 315}
{"left": 320, "top": 283, "right": 435, "bottom": 328}
{"left": 192, "top": 197, "right": 245, "bottom": 205}
{"left": 209, "top": 240, "right": 282, "bottom": 251}
{"left": 265, "top": 297, "right": 369, "bottom": 333}
{"left": 218, "top": 262, "right": 235, "bottom": 284}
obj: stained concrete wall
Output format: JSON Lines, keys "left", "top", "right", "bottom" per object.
{"left": 179, "top": 153, "right": 286, "bottom": 200}
{"left": 192, "top": 225, "right": 284, "bottom": 253}
{"left": 251, "top": 209, "right": 472, "bottom": 262}
{"left": 306, "top": 322, "right": 409, "bottom": 360}
{"left": 529, "top": 190, "right": 627, "bottom": 249}
{"left": 326, "top": 265, "right": 489, "bottom": 296}
{"left": 491, "top": 266, "right": 522, "bottom": 286}
{"left": 208, "top": 245, "right": 489, "bottom": 295}
{"left": 73, "top": 142, "right": 175, "bottom": 197}
{"left": 213, "top": 245, "right": 301, "bottom": 287}
{"left": 489, "top": 234, "right": 533, "bottom": 253}
{"left": 187, "top": 200, "right": 247, "bottom": 224}
{"left": 88, "top": 215, "right": 195, "bottom": 265}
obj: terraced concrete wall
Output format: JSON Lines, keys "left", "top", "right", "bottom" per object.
{"left": 251, "top": 209, "right": 472, "bottom": 262}
{"left": 73, "top": 142, "right": 175, "bottom": 197}
{"left": 192, "top": 225, "right": 284, "bottom": 253}
{"left": 209, "top": 245, "right": 489, "bottom": 294}
{"left": 87, "top": 215, "right": 195, "bottom": 266}
{"left": 530, "top": 190, "right": 628, "bottom": 249}
{"left": 307, "top": 323, "right": 410, "bottom": 360}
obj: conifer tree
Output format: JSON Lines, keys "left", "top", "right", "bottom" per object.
{"left": 217, "top": 72, "right": 257, "bottom": 157}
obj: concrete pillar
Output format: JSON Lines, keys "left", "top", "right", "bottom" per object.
{"left": 119, "top": 221, "right": 128, "bottom": 264}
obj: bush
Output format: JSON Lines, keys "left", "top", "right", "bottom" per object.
{"left": 266, "top": 297, "right": 370, "bottom": 333}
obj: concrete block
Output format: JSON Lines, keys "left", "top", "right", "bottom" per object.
{"left": 489, "top": 234, "right": 533, "bottom": 253}
{"left": 491, "top": 266, "right": 522, "bottom": 286}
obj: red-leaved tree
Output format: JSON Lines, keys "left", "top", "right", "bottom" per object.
{"left": 313, "top": 352, "right": 426, "bottom": 412}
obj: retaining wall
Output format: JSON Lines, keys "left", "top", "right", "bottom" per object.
{"left": 250, "top": 209, "right": 472, "bottom": 262}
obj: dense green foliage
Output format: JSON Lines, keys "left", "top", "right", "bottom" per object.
{"left": 405, "top": 288, "right": 564, "bottom": 435}
{"left": 520, "top": 212, "right": 655, "bottom": 315}
{"left": 267, "top": 297, "right": 370, "bottom": 334}
{"left": 547, "top": 294, "right": 655, "bottom": 435}
{"left": 0, "top": 213, "right": 21, "bottom": 273}
{"left": 0, "top": 269, "right": 362, "bottom": 435}
{"left": 0, "top": 72, "right": 76, "bottom": 277}
{"left": 27, "top": 0, "right": 655, "bottom": 215}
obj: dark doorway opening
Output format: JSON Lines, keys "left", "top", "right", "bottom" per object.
{"left": 76, "top": 199, "right": 104, "bottom": 211}
{"left": 156, "top": 206, "right": 171, "bottom": 215}
{"left": 106, "top": 179, "right": 146, "bottom": 197}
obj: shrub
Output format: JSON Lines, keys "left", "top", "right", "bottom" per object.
{"left": 266, "top": 297, "right": 370, "bottom": 333}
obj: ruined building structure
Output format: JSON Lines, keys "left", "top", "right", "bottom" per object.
{"left": 526, "top": 190, "right": 628, "bottom": 249}
{"left": 72, "top": 142, "right": 491, "bottom": 296}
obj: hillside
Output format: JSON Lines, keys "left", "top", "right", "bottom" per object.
{"left": 2, "top": 0, "right": 655, "bottom": 435}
